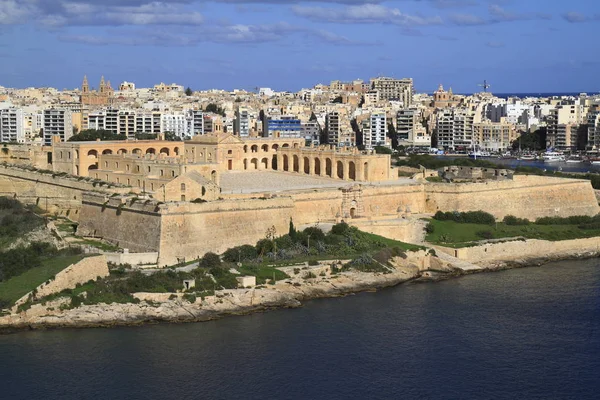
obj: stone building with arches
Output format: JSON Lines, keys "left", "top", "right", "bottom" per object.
{"left": 52, "top": 139, "right": 183, "bottom": 177}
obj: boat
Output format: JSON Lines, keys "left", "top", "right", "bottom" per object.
{"left": 589, "top": 158, "right": 600, "bottom": 165}
{"left": 468, "top": 151, "right": 491, "bottom": 159}
{"left": 518, "top": 154, "right": 537, "bottom": 161}
{"left": 566, "top": 156, "right": 584, "bottom": 163}
{"left": 542, "top": 152, "right": 566, "bottom": 163}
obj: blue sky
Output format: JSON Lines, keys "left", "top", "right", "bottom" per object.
{"left": 0, "top": 0, "right": 598, "bottom": 93}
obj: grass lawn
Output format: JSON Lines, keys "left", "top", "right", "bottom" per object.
{"left": 74, "top": 238, "right": 120, "bottom": 252}
{"left": 359, "top": 231, "right": 426, "bottom": 252}
{"left": 238, "top": 265, "right": 289, "bottom": 283}
{"left": 426, "top": 219, "right": 600, "bottom": 247}
{"left": 0, "top": 255, "right": 87, "bottom": 306}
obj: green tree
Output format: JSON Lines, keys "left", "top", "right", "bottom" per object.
{"left": 68, "top": 129, "right": 126, "bottom": 142}
{"left": 199, "top": 252, "right": 221, "bottom": 269}
{"left": 387, "top": 123, "right": 398, "bottom": 149}
{"left": 185, "top": 87, "right": 193, "bottom": 96}
{"left": 205, "top": 103, "right": 226, "bottom": 117}
{"left": 288, "top": 218, "right": 296, "bottom": 239}
{"left": 374, "top": 146, "right": 393, "bottom": 155}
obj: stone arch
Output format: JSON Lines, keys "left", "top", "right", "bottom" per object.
{"left": 244, "top": 159, "right": 248, "bottom": 170}
{"left": 283, "top": 154, "right": 289, "bottom": 171}
{"left": 251, "top": 145, "right": 258, "bottom": 153}
{"left": 75, "top": 165, "right": 79, "bottom": 175}
{"left": 349, "top": 161, "right": 356, "bottom": 181}
{"left": 244, "top": 145, "right": 248, "bottom": 153}
{"left": 314, "top": 157, "right": 321, "bottom": 176}
{"left": 282, "top": 143, "right": 290, "bottom": 148}
{"left": 88, "top": 164, "right": 98, "bottom": 171}
{"left": 159, "top": 147, "right": 170, "bottom": 155}
{"left": 261, "top": 157, "right": 268, "bottom": 169}
{"left": 102, "top": 149, "right": 113, "bottom": 155}
{"left": 303, "top": 157, "right": 310, "bottom": 174}
{"left": 337, "top": 161, "right": 344, "bottom": 179}
{"left": 146, "top": 148, "right": 156, "bottom": 154}
{"left": 174, "top": 147, "right": 180, "bottom": 156}
{"left": 293, "top": 143, "right": 299, "bottom": 148}
{"left": 363, "top": 162, "right": 369, "bottom": 181}
{"left": 251, "top": 158, "right": 258, "bottom": 170}
{"left": 132, "top": 148, "right": 142, "bottom": 155}
{"left": 211, "top": 170, "right": 217, "bottom": 182}
{"left": 75, "top": 150, "right": 79, "bottom": 159}
{"left": 262, "top": 144, "right": 269, "bottom": 152}
{"left": 272, "top": 144, "right": 279, "bottom": 151}
{"left": 117, "top": 148, "right": 127, "bottom": 155}
{"left": 325, "top": 158, "right": 333, "bottom": 177}
{"left": 293, "top": 155, "right": 299, "bottom": 172}
{"left": 87, "top": 149, "right": 98, "bottom": 158}
{"left": 271, "top": 155, "right": 278, "bottom": 170}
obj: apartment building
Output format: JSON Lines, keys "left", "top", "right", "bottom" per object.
{"left": 43, "top": 109, "right": 73, "bottom": 145}
{"left": 118, "top": 110, "right": 136, "bottom": 138}
{"left": 235, "top": 106, "right": 250, "bottom": 137}
{"left": 370, "top": 77, "right": 413, "bottom": 106}
{"left": 436, "top": 109, "right": 474, "bottom": 150}
{"left": 396, "top": 108, "right": 430, "bottom": 147}
{"left": 265, "top": 116, "right": 302, "bottom": 138}
{"left": 161, "top": 113, "right": 187, "bottom": 138}
{"left": 363, "top": 110, "right": 387, "bottom": 150}
{"left": 547, "top": 103, "right": 587, "bottom": 150}
{"left": 587, "top": 107, "right": 600, "bottom": 150}
{"left": 473, "top": 121, "right": 517, "bottom": 151}
{"left": 0, "top": 108, "right": 25, "bottom": 143}
{"left": 326, "top": 111, "right": 354, "bottom": 147}
{"left": 135, "top": 111, "right": 162, "bottom": 135}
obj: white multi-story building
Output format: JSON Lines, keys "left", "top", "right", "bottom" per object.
{"left": 135, "top": 111, "right": 162, "bottom": 135}
{"left": 43, "top": 109, "right": 73, "bottom": 145}
{"left": 547, "top": 102, "right": 587, "bottom": 150}
{"left": 118, "top": 110, "right": 136, "bottom": 138}
{"left": 0, "top": 108, "right": 25, "bottom": 143}
{"left": 363, "top": 109, "right": 387, "bottom": 150}
{"left": 235, "top": 106, "right": 250, "bottom": 137}
{"left": 161, "top": 113, "right": 187, "bottom": 138}
{"left": 301, "top": 121, "right": 321, "bottom": 145}
{"left": 586, "top": 108, "right": 600, "bottom": 150}
{"left": 185, "top": 110, "right": 204, "bottom": 137}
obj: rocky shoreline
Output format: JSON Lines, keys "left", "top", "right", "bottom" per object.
{"left": 1, "top": 250, "right": 598, "bottom": 335}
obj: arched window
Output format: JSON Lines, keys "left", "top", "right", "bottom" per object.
{"left": 181, "top": 183, "right": 186, "bottom": 191}
{"left": 160, "top": 170, "right": 164, "bottom": 176}
{"left": 171, "top": 171, "right": 175, "bottom": 177}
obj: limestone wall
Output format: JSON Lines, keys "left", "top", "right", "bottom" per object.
{"left": 157, "top": 198, "right": 295, "bottom": 266}
{"left": 78, "top": 194, "right": 162, "bottom": 253}
{"left": 435, "top": 237, "right": 600, "bottom": 263}
{"left": 104, "top": 252, "right": 159, "bottom": 266}
{"left": 0, "top": 165, "right": 129, "bottom": 220}
{"left": 13, "top": 255, "right": 109, "bottom": 309}
{"left": 425, "top": 175, "right": 600, "bottom": 219}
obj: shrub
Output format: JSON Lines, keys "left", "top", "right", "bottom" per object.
{"left": 182, "top": 293, "right": 196, "bottom": 303}
{"left": 503, "top": 215, "right": 530, "bottom": 226}
{"left": 274, "top": 234, "right": 295, "bottom": 250}
{"left": 476, "top": 230, "right": 494, "bottom": 240}
{"left": 308, "top": 259, "right": 319, "bottom": 266}
{"left": 425, "top": 222, "right": 435, "bottom": 234}
{"left": 331, "top": 222, "right": 350, "bottom": 235}
{"left": 200, "top": 252, "right": 221, "bottom": 269}
{"left": 256, "top": 239, "right": 275, "bottom": 255}
{"left": 222, "top": 245, "right": 257, "bottom": 263}
{"left": 434, "top": 210, "right": 495, "bottom": 225}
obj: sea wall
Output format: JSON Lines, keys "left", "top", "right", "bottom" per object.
{"left": 434, "top": 237, "right": 600, "bottom": 263}
{"left": 425, "top": 175, "right": 600, "bottom": 219}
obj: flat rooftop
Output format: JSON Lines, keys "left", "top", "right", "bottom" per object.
{"left": 219, "top": 171, "right": 415, "bottom": 194}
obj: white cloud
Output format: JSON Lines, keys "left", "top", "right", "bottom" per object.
{"left": 292, "top": 4, "right": 443, "bottom": 26}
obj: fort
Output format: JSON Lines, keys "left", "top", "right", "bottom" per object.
{"left": 1, "top": 136, "right": 599, "bottom": 266}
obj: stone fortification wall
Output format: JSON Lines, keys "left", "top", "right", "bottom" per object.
{"left": 157, "top": 198, "right": 295, "bottom": 266}
{"left": 76, "top": 175, "right": 600, "bottom": 267}
{"left": 435, "top": 237, "right": 600, "bottom": 263}
{"left": 425, "top": 175, "right": 600, "bottom": 219}
{"left": 13, "top": 255, "right": 109, "bottom": 310}
{"left": 0, "top": 165, "right": 129, "bottom": 220}
{"left": 104, "top": 252, "right": 159, "bottom": 267}
{"left": 78, "top": 194, "right": 162, "bottom": 253}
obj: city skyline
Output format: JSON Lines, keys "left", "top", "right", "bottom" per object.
{"left": 0, "top": 0, "right": 598, "bottom": 92}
